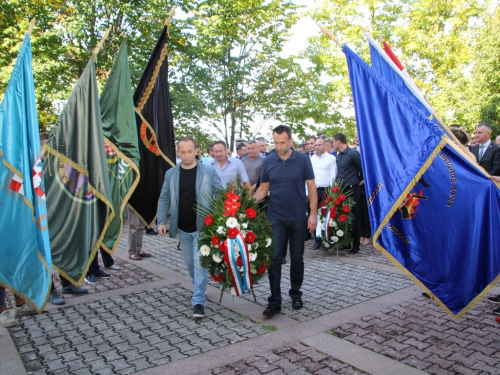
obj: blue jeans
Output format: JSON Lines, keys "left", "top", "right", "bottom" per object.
{"left": 268, "top": 217, "right": 307, "bottom": 306}
{"left": 177, "top": 229, "right": 208, "bottom": 306}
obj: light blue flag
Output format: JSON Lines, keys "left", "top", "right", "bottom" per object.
{"left": 344, "top": 44, "right": 500, "bottom": 318}
{"left": 0, "top": 34, "right": 52, "bottom": 312}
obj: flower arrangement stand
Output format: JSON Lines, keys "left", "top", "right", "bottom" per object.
{"left": 219, "top": 287, "right": 258, "bottom": 303}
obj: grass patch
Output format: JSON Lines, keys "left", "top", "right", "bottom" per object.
{"left": 325, "top": 330, "right": 338, "bottom": 337}
{"left": 261, "top": 324, "right": 278, "bottom": 333}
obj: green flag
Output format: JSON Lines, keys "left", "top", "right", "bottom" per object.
{"left": 43, "top": 57, "right": 114, "bottom": 285}
{"left": 100, "top": 38, "right": 140, "bottom": 252}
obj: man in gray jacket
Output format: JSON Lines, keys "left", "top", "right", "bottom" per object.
{"left": 157, "top": 137, "right": 222, "bottom": 318}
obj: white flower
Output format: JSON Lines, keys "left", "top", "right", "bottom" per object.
{"left": 230, "top": 287, "right": 237, "bottom": 296}
{"left": 226, "top": 217, "right": 238, "bottom": 228}
{"left": 238, "top": 266, "right": 243, "bottom": 272}
{"left": 242, "top": 223, "right": 248, "bottom": 229}
{"left": 330, "top": 236, "right": 339, "bottom": 243}
{"left": 217, "top": 226, "right": 225, "bottom": 234}
{"left": 336, "top": 230, "right": 344, "bottom": 237}
{"left": 200, "top": 245, "right": 210, "bottom": 256}
{"left": 329, "top": 219, "right": 337, "bottom": 227}
{"left": 212, "top": 254, "right": 222, "bottom": 263}
{"left": 265, "top": 238, "right": 272, "bottom": 247}
{"left": 249, "top": 252, "right": 257, "bottom": 262}
{"left": 253, "top": 243, "right": 258, "bottom": 249}
{"left": 324, "top": 242, "right": 330, "bottom": 248}
{"left": 247, "top": 244, "right": 252, "bottom": 251}
{"left": 239, "top": 213, "right": 246, "bottom": 219}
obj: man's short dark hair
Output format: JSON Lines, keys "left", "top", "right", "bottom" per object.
{"left": 273, "top": 125, "right": 292, "bottom": 139}
{"left": 477, "top": 122, "right": 492, "bottom": 132}
{"left": 39, "top": 132, "right": 49, "bottom": 141}
{"left": 451, "top": 128, "right": 468, "bottom": 146}
{"left": 325, "top": 139, "right": 333, "bottom": 147}
{"left": 236, "top": 143, "right": 246, "bottom": 151}
{"left": 449, "top": 124, "right": 461, "bottom": 129}
{"left": 177, "top": 137, "right": 197, "bottom": 148}
{"left": 332, "top": 133, "right": 347, "bottom": 144}
{"left": 207, "top": 145, "right": 214, "bottom": 153}
{"left": 213, "top": 140, "right": 227, "bottom": 149}
{"left": 306, "top": 136, "right": 316, "bottom": 142}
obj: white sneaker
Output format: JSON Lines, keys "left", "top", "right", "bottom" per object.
{"left": 106, "top": 264, "right": 122, "bottom": 271}
{"left": 13, "top": 303, "right": 37, "bottom": 317}
{"left": 0, "top": 310, "right": 19, "bottom": 327}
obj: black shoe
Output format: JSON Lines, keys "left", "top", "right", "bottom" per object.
{"left": 263, "top": 304, "right": 281, "bottom": 316}
{"left": 292, "top": 297, "right": 303, "bottom": 310}
{"left": 349, "top": 246, "right": 360, "bottom": 254}
{"left": 312, "top": 240, "right": 321, "bottom": 250}
{"left": 84, "top": 274, "right": 99, "bottom": 284}
{"left": 494, "top": 307, "right": 500, "bottom": 316}
{"left": 62, "top": 285, "right": 88, "bottom": 295}
{"left": 145, "top": 228, "right": 158, "bottom": 236}
{"left": 193, "top": 304, "right": 204, "bottom": 318}
{"left": 282, "top": 258, "right": 286, "bottom": 265}
{"left": 487, "top": 295, "right": 500, "bottom": 304}
{"left": 95, "top": 269, "right": 111, "bottom": 279}
{"left": 338, "top": 245, "right": 350, "bottom": 250}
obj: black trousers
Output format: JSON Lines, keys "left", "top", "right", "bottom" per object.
{"left": 88, "top": 248, "right": 115, "bottom": 276}
{"left": 358, "top": 190, "right": 372, "bottom": 238}
{"left": 345, "top": 185, "right": 362, "bottom": 247}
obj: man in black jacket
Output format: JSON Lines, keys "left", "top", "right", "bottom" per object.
{"left": 470, "top": 122, "right": 500, "bottom": 176}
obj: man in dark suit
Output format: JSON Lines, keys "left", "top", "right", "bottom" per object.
{"left": 470, "top": 122, "right": 500, "bottom": 176}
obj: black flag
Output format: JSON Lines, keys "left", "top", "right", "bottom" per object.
{"left": 129, "top": 26, "right": 176, "bottom": 227}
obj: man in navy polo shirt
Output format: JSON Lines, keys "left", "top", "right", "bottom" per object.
{"left": 253, "top": 125, "right": 317, "bottom": 316}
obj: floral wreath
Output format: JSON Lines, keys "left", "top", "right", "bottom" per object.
{"left": 197, "top": 181, "right": 274, "bottom": 296}
{"left": 318, "top": 182, "right": 356, "bottom": 251}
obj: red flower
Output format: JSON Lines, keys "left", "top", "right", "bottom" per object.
{"left": 212, "top": 235, "right": 221, "bottom": 246}
{"left": 330, "top": 210, "right": 337, "bottom": 219}
{"left": 245, "top": 231, "right": 256, "bottom": 243}
{"left": 334, "top": 199, "right": 341, "bottom": 206}
{"left": 223, "top": 253, "right": 230, "bottom": 264}
{"left": 212, "top": 273, "right": 223, "bottom": 282}
{"left": 225, "top": 192, "right": 240, "bottom": 201}
{"left": 220, "top": 241, "right": 228, "bottom": 253}
{"left": 204, "top": 214, "right": 214, "bottom": 226}
{"left": 342, "top": 205, "right": 350, "bottom": 213}
{"left": 326, "top": 196, "right": 332, "bottom": 202}
{"left": 245, "top": 208, "right": 257, "bottom": 219}
{"left": 321, "top": 208, "right": 327, "bottom": 215}
{"left": 332, "top": 186, "right": 339, "bottom": 192}
{"left": 236, "top": 257, "right": 243, "bottom": 266}
{"left": 339, "top": 214, "right": 347, "bottom": 222}
{"left": 339, "top": 194, "right": 346, "bottom": 202}
{"left": 227, "top": 227, "right": 239, "bottom": 239}
{"left": 257, "top": 264, "right": 267, "bottom": 275}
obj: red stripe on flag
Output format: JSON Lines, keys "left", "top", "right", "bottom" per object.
{"left": 382, "top": 41, "right": 405, "bottom": 71}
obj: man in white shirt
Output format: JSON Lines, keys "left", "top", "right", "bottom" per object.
{"left": 310, "top": 137, "right": 337, "bottom": 249}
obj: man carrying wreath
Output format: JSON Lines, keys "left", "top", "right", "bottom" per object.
{"left": 253, "top": 125, "right": 317, "bottom": 316}
{"left": 157, "top": 137, "right": 222, "bottom": 318}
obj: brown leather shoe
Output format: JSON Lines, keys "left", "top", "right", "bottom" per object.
{"left": 138, "top": 252, "right": 151, "bottom": 258}
{"left": 129, "top": 254, "right": 142, "bottom": 260}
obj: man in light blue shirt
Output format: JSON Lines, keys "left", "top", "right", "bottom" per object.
{"left": 211, "top": 141, "right": 251, "bottom": 190}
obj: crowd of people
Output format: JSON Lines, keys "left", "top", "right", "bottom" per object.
{"left": 1, "top": 122, "right": 499, "bottom": 327}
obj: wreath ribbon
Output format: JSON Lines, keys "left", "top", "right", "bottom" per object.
{"left": 224, "top": 230, "right": 253, "bottom": 296}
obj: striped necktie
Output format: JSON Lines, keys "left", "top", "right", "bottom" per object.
{"left": 479, "top": 145, "right": 485, "bottom": 160}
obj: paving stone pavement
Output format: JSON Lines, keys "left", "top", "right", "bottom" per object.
{"left": 331, "top": 295, "right": 500, "bottom": 375}
{"left": 306, "top": 241, "right": 394, "bottom": 266}
{"left": 199, "top": 342, "right": 371, "bottom": 375}
{"left": 150, "top": 248, "right": 413, "bottom": 322}
{"left": 8, "top": 285, "right": 267, "bottom": 375}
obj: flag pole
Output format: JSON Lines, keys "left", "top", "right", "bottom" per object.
{"left": 27, "top": 18, "right": 36, "bottom": 36}
{"left": 317, "top": 23, "right": 344, "bottom": 47}
{"left": 165, "top": 5, "right": 177, "bottom": 27}
{"left": 92, "top": 27, "right": 112, "bottom": 59}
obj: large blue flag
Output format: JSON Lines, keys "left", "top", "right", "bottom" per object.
{"left": 0, "top": 34, "right": 52, "bottom": 312}
{"left": 344, "top": 44, "right": 500, "bottom": 318}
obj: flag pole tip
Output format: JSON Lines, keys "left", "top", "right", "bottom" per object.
{"left": 360, "top": 26, "right": 367, "bottom": 33}
{"left": 316, "top": 23, "right": 344, "bottom": 47}
{"left": 165, "top": 5, "right": 177, "bottom": 26}
{"left": 27, "top": 18, "right": 36, "bottom": 36}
